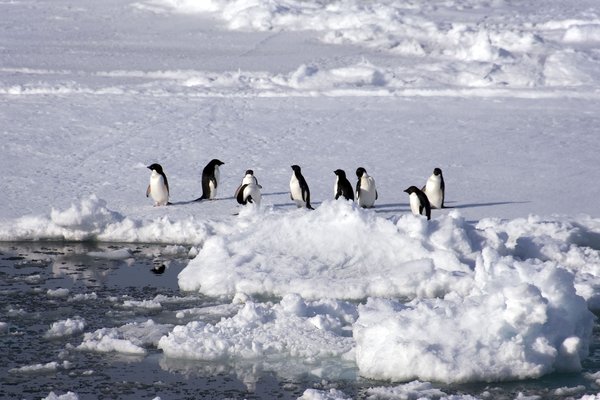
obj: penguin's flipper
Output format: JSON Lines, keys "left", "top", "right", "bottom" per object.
{"left": 163, "top": 174, "right": 170, "bottom": 195}
{"left": 376, "top": 190, "right": 378, "bottom": 200}
{"left": 419, "top": 205, "right": 424, "bottom": 215}
{"left": 234, "top": 184, "right": 243, "bottom": 200}
{"left": 211, "top": 177, "right": 218, "bottom": 189}
{"left": 146, "top": 185, "right": 151, "bottom": 198}
{"left": 236, "top": 184, "right": 248, "bottom": 205}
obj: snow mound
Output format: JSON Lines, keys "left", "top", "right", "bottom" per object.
{"left": 158, "top": 294, "right": 355, "bottom": 361}
{"left": 45, "top": 317, "right": 86, "bottom": 339}
{"left": 354, "top": 247, "right": 594, "bottom": 383}
{"left": 179, "top": 201, "right": 474, "bottom": 299}
{"left": 77, "top": 320, "right": 172, "bottom": 355}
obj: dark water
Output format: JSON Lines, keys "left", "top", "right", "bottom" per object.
{"left": 1, "top": 243, "right": 599, "bottom": 400}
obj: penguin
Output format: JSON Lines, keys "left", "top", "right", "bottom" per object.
{"left": 196, "top": 159, "right": 224, "bottom": 201}
{"left": 422, "top": 167, "right": 445, "bottom": 209}
{"left": 235, "top": 170, "right": 262, "bottom": 206}
{"left": 404, "top": 186, "right": 431, "bottom": 220}
{"left": 333, "top": 169, "right": 354, "bottom": 201}
{"left": 355, "top": 167, "right": 378, "bottom": 208}
{"left": 146, "top": 163, "right": 169, "bottom": 206}
{"left": 290, "top": 165, "right": 314, "bottom": 210}
{"left": 151, "top": 264, "right": 166, "bottom": 274}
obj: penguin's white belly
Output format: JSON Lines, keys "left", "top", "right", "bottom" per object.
{"left": 290, "top": 176, "right": 304, "bottom": 206}
{"left": 209, "top": 167, "right": 220, "bottom": 199}
{"left": 409, "top": 193, "right": 422, "bottom": 215}
{"left": 333, "top": 177, "right": 339, "bottom": 198}
{"left": 244, "top": 183, "right": 262, "bottom": 205}
{"left": 209, "top": 180, "right": 217, "bottom": 199}
{"left": 150, "top": 175, "right": 168, "bottom": 205}
{"left": 357, "top": 177, "right": 376, "bottom": 207}
{"left": 425, "top": 177, "right": 442, "bottom": 209}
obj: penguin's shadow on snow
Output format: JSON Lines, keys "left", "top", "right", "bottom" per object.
{"left": 168, "top": 196, "right": 236, "bottom": 206}
{"left": 262, "top": 191, "right": 289, "bottom": 197}
{"left": 447, "top": 200, "right": 530, "bottom": 209}
{"left": 373, "top": 203, "right": 411, "bottom": 213}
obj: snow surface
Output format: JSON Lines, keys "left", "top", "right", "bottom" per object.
{"left": 1, "top": 0, "right": 600, "bottom": 389}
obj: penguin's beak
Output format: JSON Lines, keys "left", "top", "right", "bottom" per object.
{"left": 147, "top": 166, "right": 151, "bottom": 170}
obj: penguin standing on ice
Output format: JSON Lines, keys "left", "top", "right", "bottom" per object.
{"left": 290, "top": 165, "right": 314, "bottom": 210}
{"left": 404, "top": 186, "right": 431, "bottom": 220}
{"left": 355, "top": 167, "right": 377, "bottom": 208}
{"left": 422, "top": 167, "right": 445, "bottom": 209}
{"left": 333, "top": 169, "right": 354, "bottom": 201}
{"left": 195, "top": 159, "right": 224, "bottom": 201}
{"left": 235, "top": 169, "right": 262, "bottom": 206}
{"left": 146, "top": 163, "right": 170, "bottom": 206}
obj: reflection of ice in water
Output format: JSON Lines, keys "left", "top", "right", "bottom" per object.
{"left": 51, "top": 257, "right": 111, "bottom": 286}
{"left": 159, "top": 355, "right": 357, "bottom": 393}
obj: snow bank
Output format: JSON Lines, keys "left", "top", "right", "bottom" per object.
{"left": 179, "top": 202, "right": 474, "bottom": 299}
{"left": 0, "top": 195, "right": 211, "bottom": 245}
{"left": 158, "top": 294, "right": 355, "bottom": 362}
{"left": 354, "top": 247, "right": 594, "bottom": 383}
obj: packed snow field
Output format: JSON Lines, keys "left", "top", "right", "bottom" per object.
{"left": 2, "top": 0, "right": 600, "bottom": 399}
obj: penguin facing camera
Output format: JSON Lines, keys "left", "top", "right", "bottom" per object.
{"left": 146, "top": 163, "right": 170, "bottom": 206}
{"left": 355, "top": 167, "right": 377, "bottom": 208}
{"left": 422, "top": 167, "right": 445, "bottom": 209}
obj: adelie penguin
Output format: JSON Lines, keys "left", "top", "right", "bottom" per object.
{"left": 404, "top": 185, "right": 431, "bottom": 220}
{"left": 355, "top": 167, "right": 377, "bottom": 208}
{"left": 235, "top": 169, "right": 262, "bottom": 206}
{"left": 195, "top": 159, "right": 224, "bottom": 201}
{"left": 146, "top": 163, "right": 170, "bottom": 206}
{"left": 422, "top": 167, "right": 445, "bottom": 209}
{"left": 333, "top": 169, "right": 354, "bottom": 201}
{"left": 290, "top": 165, "right": 314, "bottom": 210}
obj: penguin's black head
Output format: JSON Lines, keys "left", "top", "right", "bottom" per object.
{"left": 211, "top": 159, "right": 224, "bottom": 166}
{"left": 148, "top": 163, "right": 163, "bottom": 173}
{"left": 334, "top": 169, "right": 346, "bottom": 178}
{"left": 245, "top": 169, "right": 254, "bottom": 176}
{"left": 433, "top": 167, "right": 442, "bottom": 176}
{"left": 291, "top": 165, "right": 301, "bottom": 173}
{"left": 356, "top": 167, "right": 366, "bottom": 178}
{"left": 404, "top": 186, "right": 419, "bottom": 194}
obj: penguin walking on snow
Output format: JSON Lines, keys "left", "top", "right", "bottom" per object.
{"left": 290, "top": 165, "right": 314, "bottom": 210}
{"left": 404, "top": 186, "right": 431, "bottom": 220}
{"left": 355, "top": 167, "right": 377, "bottom": 208}
{"left": 195, "top": 159, "right": 224, "bottom": 201}
{"left": 422, "top": 167, "right": 445, "bottom": 209}
{"left": 333, "top": 169, "right": 354, "bottom": 201}
{"left": 235, "top": 170, "right": 262, "bottom": 206}
{"left": 146, "top": 163, "right": 170, "bottom": 206}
